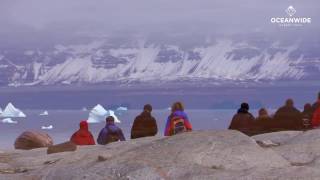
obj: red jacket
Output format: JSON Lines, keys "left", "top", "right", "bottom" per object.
{"left": 70, "top": 121, "right": 95, "bottom": 145}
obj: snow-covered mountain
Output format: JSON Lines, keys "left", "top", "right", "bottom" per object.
{"left": 0, "top": 37, "right": 319, "bottom": 87}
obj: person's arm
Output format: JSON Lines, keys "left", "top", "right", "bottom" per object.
{"left": 184, "top": 119, "right": 193, "bottom": 131}
{"left": 152, "top": 117, "right": 158, "bottom": 136}
{"left": 131, "top": 117, "right": 138, "bottom": 139}
{"left": 118, "top": 129, "right": 126, "bottom": 141}
{"left": 97, "top": 129, "right": 106, "bottom": 145}
{"left": 229, "top": 116, "right": 236, "bottom": 129}
{"left": 70, "top": 132, "right": 77, "bottom": 143}
{"left": 164, "top": 117, "right": 171, "bottom": 136}
{"left": 89, "top": 133, "right": 96, "bottom": 145}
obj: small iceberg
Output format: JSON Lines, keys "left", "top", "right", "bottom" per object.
{"left": 39, "top": 111, "right": 49, "bottom": 116}
{"left": 82, "top": 107, "right": 88, "bottom": 111}
{"left": 0, "top": 103, "right": 26, "bottom": 118}
{"left": 87, "top": 104, "right": 121, "bottom": 123}
{"left": 1, "top": 118, "right": 18, "bottom": 124}
{"left": 41, "top": 125, "right": 53, "bottom": 130}
{"left": 116, "top": 106, "right": 128, "bottom": 111}
{"left": 115, "top": 106, "right": 128, "bottom": 116}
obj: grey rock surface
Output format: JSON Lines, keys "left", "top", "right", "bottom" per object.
{"left": 1, "top": 130, "right": 320, "bottom": 179}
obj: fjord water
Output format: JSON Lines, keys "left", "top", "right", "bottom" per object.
{"left": 0, "top": 109, "right": 259, "bottom": 150}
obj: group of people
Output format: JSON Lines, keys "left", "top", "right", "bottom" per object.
{"left": 70, "top": 102, "right": 193, "bottom": 146}
{"left": 68, "top": 91, "right": 320, "bottom": 145}
{"left": 229, "top": 92, "right": 320, "bottom": 135}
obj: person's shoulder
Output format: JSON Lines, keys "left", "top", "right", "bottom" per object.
{"left": 134, "top": 114, "right": 143, "bottom": 121}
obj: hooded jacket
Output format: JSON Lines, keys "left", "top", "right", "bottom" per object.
{"left": 274, "top": 105, "right": 302, "bottom": 130}
{"left": 164, "top": 110, "right": 192, "bottom": 136}
{"left": 229, "top": 108, "right": 255, "bottom": 130}
{"left": 97, "top": 122, "right": 125, "bottom": 145}
{"left": 131, "top": 111, "right": 158, "bottom": 139}
{"left": 70, "top": 121, "right": 95, "bottom": 145}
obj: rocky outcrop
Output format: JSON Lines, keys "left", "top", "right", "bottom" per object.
{"left": 14, "top": 131, "right": 53, "bottom": 150}
{"left": 1, "top": 129, "right": 320, "bottom": 179}
{"left": 47, "top": 141, "right": 77, "bottom": 154}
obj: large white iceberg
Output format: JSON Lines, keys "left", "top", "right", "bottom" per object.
{"left": 1, "top": 103, "right": 26, "bottom": 118}
{"left": 87, "top": 104, "right": 121, "bottom": 123}
{"left": 1, "top": 118, "right": 18, "bottom": 124}
{"left": 87, "top": 104, "right": 109, "bottom": 123}
{"left": 39, "top": 111, "right": 49, "bottom": 116}
{"left": 41, "top": 125, "right": 53, "bottom": 130}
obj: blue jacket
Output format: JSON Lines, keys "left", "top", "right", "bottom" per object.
{"left": 97, "top": 123, "right": 125, "bottom": 145}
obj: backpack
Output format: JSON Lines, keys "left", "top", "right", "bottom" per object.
{"left": 170, "top": 116, "right": 187, "bottom": 135}
{"left": 105, "top": 126, "right": 120, "bottom": 144}
{"left": 312, "top": 105, "right": 320, "bottom": 128}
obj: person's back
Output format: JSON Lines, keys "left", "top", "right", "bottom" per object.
{"left": 164, "top": 102, "right": 192, "bottom": 136}
{"left": 229, "top": 103, "right": 255, "bottom": 132}
{"left": 255, "top": 108, "right": 273, "bottom": 131}
{"left": 274, "top": 99, "right": 302, "bottom": 130}
{"left": 131, "top": 104, "right": 158, "bottom": 139}
{"left": 302, "top": 103, "right": 313, "bottom": 129}
{"left": 311, "top": 92, "right": 320, "bottom": 113}
{"left": 70, "top": 121, "right": 95, "bottom": 145}
{"left": 97, "top": 116, "right": 125, "bottom": 145}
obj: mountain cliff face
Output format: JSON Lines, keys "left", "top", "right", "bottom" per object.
{"left": 0, "top": 37, "right": 319, "bottom": 87}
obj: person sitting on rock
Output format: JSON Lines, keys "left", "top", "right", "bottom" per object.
{"left": 311, "top": 92, "right": 320, "bottom": 128}
{"left": 164, "top": 102, "right": 192, "bottom": 136}
{"left": 131, "top": 104, "right": 158, "bottom": 139}
{"left": 228, "top": 102, "right": 255, "bottom": 134}
{"left": 302, "top": 103, "right": 313, "bottom": 130}
{"left": 97, "top": 116, "right": 125, "bottom": 145}
{"left": 273, "top": 99, "right": 302, "bottom": 130}
{"left": 311, "top": 92, "right": 320, "bottom": 112}
{"left": 254, "top": 108, "right": 273, "bottom": 132}
{"left": 70, "top": 120, "right": 95, "bottom": 145}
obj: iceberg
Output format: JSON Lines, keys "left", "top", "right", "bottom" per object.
{"left": 41, "top": 125, "right": 53, "bottom": 130}
{"left": 82, "top": 107, "right": 88, "bottom": 111}
{"left": 1, "top": 103, "right": 26, "bottom": 118}
{"left": 116, "top": 106, "right": 128, "bottom": 111}
{"left": 39, "top": 111, "right": 49, "bottom": 116}
{"left": 0, "top": 107, "right": 2, "bottom": 114}
{"left": 87, "top": 104, "right": 109, "bottom": 123}
{"left": 87, "top": 104, "right": 121, "bottom": 123}
{"left": 1, "top": 118, "right": 18, "bottom": 124}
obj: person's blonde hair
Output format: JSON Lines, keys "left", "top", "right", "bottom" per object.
{"left": 171, "top": 102, "right": 184, "bottom": 113}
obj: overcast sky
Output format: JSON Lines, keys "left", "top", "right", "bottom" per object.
{"left": 0, "top": 0, "right": 319, "bottom": 41}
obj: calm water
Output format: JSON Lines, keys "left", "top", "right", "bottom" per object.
{"left": 0, "top": 109, "right": 270, "bottom": 150}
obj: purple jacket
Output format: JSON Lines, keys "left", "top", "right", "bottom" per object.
{"left": 97, "top": 123, "right": 125, "bottom": 145}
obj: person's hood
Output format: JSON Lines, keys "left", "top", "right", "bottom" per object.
{"left": 79, "top": 120, "right": 89, "bottom": 131}
{"left": 237, "top": 108, "right": 249, "bottom": 114}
